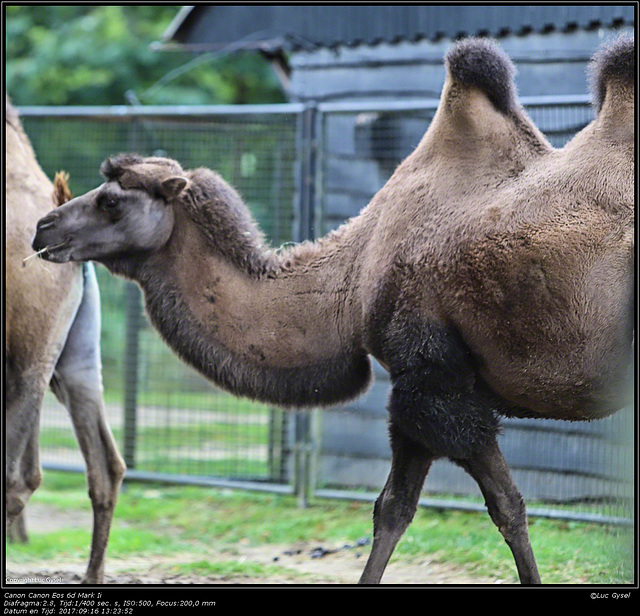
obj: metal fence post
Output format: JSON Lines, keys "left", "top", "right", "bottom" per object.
{"left": 297, "top": 102, "right": 318, "bottom": 243}
{"left": 123, "top": 281, "right": 142, "bottom": 469}
{"left": 293, "top": 102, "right": 319, "bottom": 508}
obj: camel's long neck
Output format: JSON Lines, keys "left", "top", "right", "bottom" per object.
{"left": 131, "top": 208, "right": 372, "bottom": 408}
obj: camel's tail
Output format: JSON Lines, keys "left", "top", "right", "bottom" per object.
{"left": 53, "top": 171, "right": 72, "bottom": 207}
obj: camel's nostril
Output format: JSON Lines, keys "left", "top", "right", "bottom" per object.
{"left": 32, "top": 212, "right": 61, "bottom": 252}
{"left": 36, "top": 213, "right": 58, "bottom": 231}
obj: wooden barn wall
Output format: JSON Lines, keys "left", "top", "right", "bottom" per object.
{"left": 288, "top": 29, "right": 633, "bottom": 104}
{"left": 290, "top": 27, "right": 633, "bottom": 235}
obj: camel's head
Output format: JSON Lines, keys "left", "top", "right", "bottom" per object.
{"left": 32, "top": 154, "right": 188, "bottom": 264}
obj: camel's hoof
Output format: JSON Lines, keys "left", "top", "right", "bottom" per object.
{"left": 80, "top": 573, "right": 104, "bottom": 585}
{"left": 7, "top": 516, "right": 29, "bottom": 543}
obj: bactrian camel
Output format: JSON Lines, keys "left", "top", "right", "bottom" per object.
{"left": 31, "top": 37, "right": 634, "bottom": 584}
{"left": 6, "top": 97, "right": 126, "bottom": 584}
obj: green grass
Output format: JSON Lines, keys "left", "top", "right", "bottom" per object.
{"left": 100, "top": 388, "right": 272, "bottom": 415}
{"left": 5, "top": 471, "right": 634, "bottom": 584}
{"left": 40, "top": 419, "right": 273, "bottom": 478}
{"left": 41, "top": 419, "right": 269, "bottom": 451}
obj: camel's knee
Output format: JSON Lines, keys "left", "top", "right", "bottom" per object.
{"left": 85, "top": 455, "right": 126, "bottom": 510}
{"left": 484, "top": 488, "right": 529, "bottom": 544}
{"left": 373, "top": 490, "right": 416, "bottom": 536}
{"left": 372, "top": 472, "right": 423, "bottom": 537}
{"left": 6, "top": 471, "right": 42, "bottom": 525}
{"left": 111, "top": 454, "right": 127, "bottom": 485}
{"left": 7, "top": 466, "right": 42, "bottom": 496}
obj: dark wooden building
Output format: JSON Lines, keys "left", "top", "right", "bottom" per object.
{"left": 161, "top": 5, "right": 634, "bottom": 231}
{"left": 161, "top": 5, "right": 634, "bottom": 101}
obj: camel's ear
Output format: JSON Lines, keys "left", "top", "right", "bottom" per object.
{"left": 52, "top": 171, "right": 72, "bottom": 207}
{"left": 160, "top": 176, "right": 188, "bottom": 200}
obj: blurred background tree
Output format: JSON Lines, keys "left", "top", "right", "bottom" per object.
{"left": 5, "top": 5, "right": 286, "bottom": 105}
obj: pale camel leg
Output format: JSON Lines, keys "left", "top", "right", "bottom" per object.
{"left": 51, "top": 264, "right": 126, "bottom": 584}
{"left": 5, "top": 379, "right": 45, "bottom": 531}
{"left": 52, "top": 378, "right": 125, "bottom": 584}
{"left": 7, "top": 512, "right": 29, "bottom": 543}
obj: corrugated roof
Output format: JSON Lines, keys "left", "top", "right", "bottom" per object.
{"left": 160, "top": 5, "right": 635, "bottom": 51}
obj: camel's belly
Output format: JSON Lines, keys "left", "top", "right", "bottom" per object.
{"left": 476, "top": 334, "right": 634, "bottom": 420}
{"left": 444, "top": 231, "right": 634, "bottom": 420}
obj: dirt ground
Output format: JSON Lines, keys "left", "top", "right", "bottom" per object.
{"left": 5, "top": 502, "right": 506, "bottom": 586}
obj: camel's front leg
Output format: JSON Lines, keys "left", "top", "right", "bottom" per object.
{"left": 54, "top": 381, "right": 125, "bottom": 584}
{"left": 359, "top": 423, "right": 434, "bottom": 584}
{"left": 51, "top": 263, "right": 126, "bottom": 584}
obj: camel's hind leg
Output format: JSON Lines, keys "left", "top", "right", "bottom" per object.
{"left": 454, "top": 438, "right": 540, "bottom": 584}
{"left": 7, "top": 512, "right": 29, "bottom": 543}
{"left": 51, "top": 264, "right": 126, "bottom": 584}
{"left": 5, "top": 372, "right": 46, "bottom": 531}
{"left": 359, "top": 423, "right": 434, "bottom": 584}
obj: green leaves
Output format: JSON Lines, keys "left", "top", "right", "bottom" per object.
{"left": 6, "top": 6, "right": 285, "bottom": 106}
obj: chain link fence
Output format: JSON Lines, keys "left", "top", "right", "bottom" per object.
{"left": 23, "top": 105, "right": 304, "bottom": 493}
{"left": 19, "top": 98, "right": 634, "bottom": 524}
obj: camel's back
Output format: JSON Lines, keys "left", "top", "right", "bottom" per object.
{"left": 5, "top": 100, "right": 82, "bottom": 373}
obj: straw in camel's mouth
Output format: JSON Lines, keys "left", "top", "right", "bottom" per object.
{"left": 24, "top": 242, "right": 71, "bottom": 264}
{"left": 42, "top": 242, "right": 72, "bottom": 262}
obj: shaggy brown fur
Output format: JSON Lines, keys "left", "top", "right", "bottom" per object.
{"left": 6, "top": 97, "right": 125, "bottom": 583}
{"left": 32, "top": 36, "right": 634, "bottom": 585}
{"left": 53, "top": 170, "right": 72, "bottom": 205}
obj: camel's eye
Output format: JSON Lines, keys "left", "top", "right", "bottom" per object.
{"left": 98, "top": 195, "right": 119, "bottom": 210}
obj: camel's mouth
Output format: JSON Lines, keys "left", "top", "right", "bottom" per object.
{"left": 43, "top": 242, "right": 73, "bottom": 263}
{"left": 32, "top": 215, "right": 75, "bottom": 262}
{"left": 32, "top": 241, "right": 73, "bottom": 264}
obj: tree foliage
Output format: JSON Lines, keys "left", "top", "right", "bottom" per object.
{"left": 5, "top": 5, "right": 286, "bottom": 106}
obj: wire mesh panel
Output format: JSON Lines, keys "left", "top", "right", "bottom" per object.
{"left": 524, "top": 97, "right": 595, "bottom": 147}
{"left": 316, "top": 102, "right": 436, "bottom": 235}
{"left": 22, "top": 106, "right": 301, "bottom": 487}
